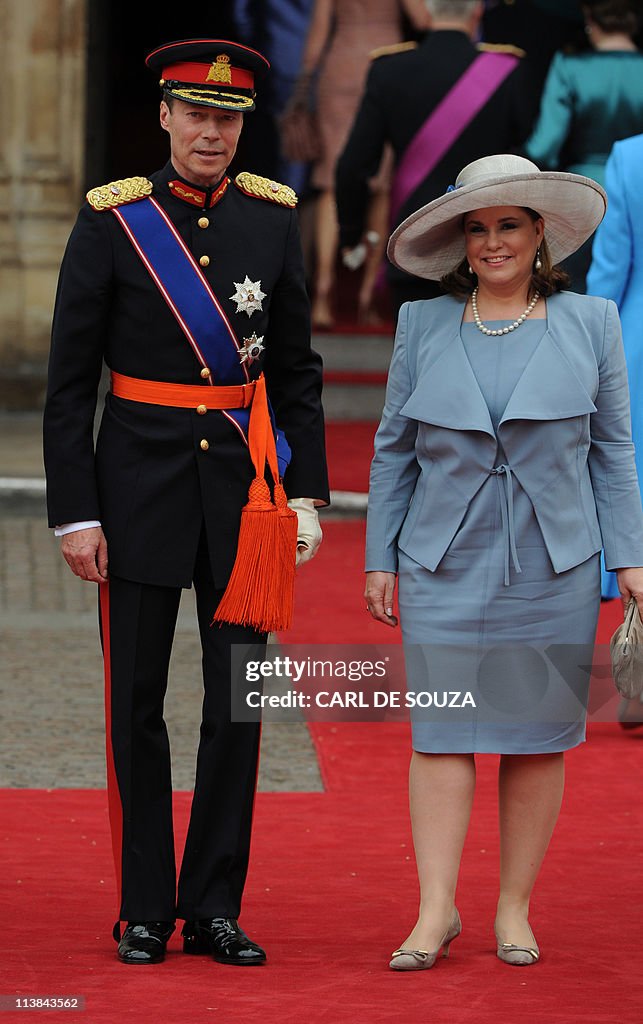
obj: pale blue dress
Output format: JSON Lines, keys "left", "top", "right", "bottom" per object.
{"left": 398, "top": 320, "right": 601, "bottom": 754}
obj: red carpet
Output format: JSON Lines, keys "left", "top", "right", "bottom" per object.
{"left": 3, "top": 729, "right": 642, "bottom": 1023}
{"left": 319, "top": 319, "right": 394, "bottom": 337}
{"left": 2, "top": 522, "right": 642, "bottom": 1022}
{"left": 325, "top": 422, "right": 377, "bottom": 495}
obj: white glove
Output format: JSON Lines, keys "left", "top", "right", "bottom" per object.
{"left": 288, "top": 498, "right": 322, "bottom": 567}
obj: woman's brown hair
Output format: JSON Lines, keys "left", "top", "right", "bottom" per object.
{"left": 583, "top": 0, "right": 639, "bottom": 37}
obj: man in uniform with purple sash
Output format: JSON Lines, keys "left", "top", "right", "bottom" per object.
{"left": 336, "top": 0, "right": 538, "bottom": 315}
{"left": 44, "top": 39, "right": 328, "bottom": 966}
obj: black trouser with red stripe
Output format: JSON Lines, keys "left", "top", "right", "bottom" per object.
{"left": 99, "top": 535, "right": 265, "bottom": 924}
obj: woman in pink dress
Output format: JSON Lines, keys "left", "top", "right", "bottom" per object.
{"left": 293, "top": 0, "right": 430, "bottom": 327}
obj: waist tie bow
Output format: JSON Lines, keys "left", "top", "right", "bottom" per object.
{"left": 490, "top": 464, "right": 522, "bottom": 587}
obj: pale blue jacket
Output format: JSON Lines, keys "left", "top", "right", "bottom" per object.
{"left": 587, "top": 133, "right": 643, "bottom": 469}
{"left": 366, "top": 291, "right": 643, "bottom": 576}
{"left": 587, "top": 133, "right": 643, "bottom": 595}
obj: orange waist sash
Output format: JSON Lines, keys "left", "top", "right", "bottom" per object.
{"left": 110, "top": 371, "right": 254, "bottom": 410}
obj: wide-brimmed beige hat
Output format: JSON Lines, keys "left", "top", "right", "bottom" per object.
{"left": 387, "top": 154, "right": 607, "bottom": 280}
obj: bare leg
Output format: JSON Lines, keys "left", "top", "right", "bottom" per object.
{"left": 358, "top": 191, "right": 389, "bottom": 324}
{"left": 495, "top": 752, "right": 565, "bottom": 948}
{"left": 311, "top": 189, "right": 338, "bottom": 329}
{"left": 398, "top": 751, "right": 476, "bottom": 952}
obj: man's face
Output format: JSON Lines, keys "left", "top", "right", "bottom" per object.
{"left": 160, "top": 100, "right": 243, "bottom": 186}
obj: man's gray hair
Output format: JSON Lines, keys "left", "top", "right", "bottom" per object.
{"left": 425, "top": 0, "right": 480, "bottom": 21}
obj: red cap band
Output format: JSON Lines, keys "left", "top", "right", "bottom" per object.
{"left": 162, "top": 61, "right": 254, "bottom": 90}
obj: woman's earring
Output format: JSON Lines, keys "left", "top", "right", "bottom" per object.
{"left": 534, "top": 248, "right": 542, "bottom": 271}
{"left": 468, "top": 264, "right": 473, "bottom": 275}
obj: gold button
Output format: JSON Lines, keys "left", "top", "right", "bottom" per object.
{"left": 199, "top": 255, "right": 210, "bottom": 267}
{"left": 200, "top": 439, "right": 209, "bottom": 451}
{"left": 196, "top": 404, "right": 207, "bottom": 415}
{"left": 198, "top": 217, "right": 209, "bottom": 229}
{"left": 200, "top": 367, "right": 211, "bottom": 378}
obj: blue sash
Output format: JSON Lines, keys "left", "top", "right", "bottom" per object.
{"left": 112, "top": 196, "right": 291, "bottom": 474}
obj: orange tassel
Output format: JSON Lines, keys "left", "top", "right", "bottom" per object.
{"left": 273, "top": 480, "right": 299, "bottom": 627}
{"left": 212, "top": 375, "right": 298, "bottom": 633}
{"left": 212, "top": 477, "right": 297, "bottom": 633}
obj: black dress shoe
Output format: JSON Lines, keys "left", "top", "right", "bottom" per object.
{"left": 182, "top": 918, "right": 266, "bottom": 965}
{"left": 115, "top": 921, "right": 175, "bottom": 965}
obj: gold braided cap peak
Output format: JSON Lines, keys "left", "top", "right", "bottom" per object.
{"left": 369, "top": 40, "right": 418, "bottom": 61}
{"left": 477, "top": 42, "right": 525, "bottom": 58}
{"left": 86, "top": 176, "right": 153, "bottom": 211}
{"left": 234, "top": 172, "right": 298, "bottom": 208}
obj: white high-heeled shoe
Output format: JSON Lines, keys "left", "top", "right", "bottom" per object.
{"left": 495, "top": 923, "right": 540, "bottom": 966}
{"left": 389, "top": 909, "right": 462, "bottom": 971}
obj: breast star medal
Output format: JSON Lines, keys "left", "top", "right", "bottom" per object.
{"left": 229, "top": 276, "right": 266, "bottom": 317}
{"left": 239, "top": 333, "right": 265, "bottom": 365}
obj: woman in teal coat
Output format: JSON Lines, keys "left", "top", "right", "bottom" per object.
{"left": 524, "top": 0, "right": 643, "bottom": 290}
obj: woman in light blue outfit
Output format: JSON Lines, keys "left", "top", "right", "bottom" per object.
{"left": 524, "top": 0, "right": 643, "bottom": 291}
{"left": 365, "top": 154, "right": 643, "bottom": 971}
{"left": 587, "top": 133, "right": 643, "bottom": 598}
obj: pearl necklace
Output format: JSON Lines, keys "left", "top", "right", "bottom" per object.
{"left": 471, "top": 287, "right": 540, "bottom": 336}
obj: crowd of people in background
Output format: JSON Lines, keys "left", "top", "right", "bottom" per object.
{"left": 236, "top": 0, "right": 643, "bottom": 615}
{"left": 231, "top": 1, "right": 643, "bottom": 314}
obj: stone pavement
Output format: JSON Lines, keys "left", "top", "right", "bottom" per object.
{"left": 0, "top": 332, "right": 390, "bottom": 793}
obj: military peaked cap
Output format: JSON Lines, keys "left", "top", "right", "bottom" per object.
{"left": 146, "top": 38, "right": 270, "bottom": 112}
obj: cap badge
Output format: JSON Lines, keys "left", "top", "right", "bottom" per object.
{"left": 207, "top": 54, "right": 232, "bottom": 85}
{"left": 230, "top": 276, "right": 266, "bottom": 317}
{"left": 239, "top": 333, "right": 265, "bottom": 365}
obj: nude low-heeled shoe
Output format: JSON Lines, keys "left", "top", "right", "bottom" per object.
{"left": 389, "top": 909, "right": 462, "bottom": 971}
{"left": 495, "top": 924, "right": 540, "bottom": 966}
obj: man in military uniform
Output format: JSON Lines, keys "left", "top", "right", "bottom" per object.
{"left": 335, "top": 0, "right": 538, "bottom": 315}
{"left": 44, "top": 39, "right": 328, "bottom": 966}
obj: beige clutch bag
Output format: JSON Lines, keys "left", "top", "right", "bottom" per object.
{"left": 610, "top": 598, "right": 643, "bottom": 699}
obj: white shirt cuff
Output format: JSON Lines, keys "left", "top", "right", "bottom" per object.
{"left": 54, "top": 520, "right": 102, "bottom": 537}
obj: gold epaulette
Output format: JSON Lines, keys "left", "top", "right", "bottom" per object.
{"left": 369, "top": 40, "right": 418, "bottom": 61}
{"left": 86, "top": 177, "right": 153, "bottom": 212}
{"left": 477, "top": 42, "right": 525, "bottom": 59}
{"left": 234, "top": 172, "right": 297, "bottom": 208}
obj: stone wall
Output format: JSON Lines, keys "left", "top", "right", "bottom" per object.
{"left": 0, "top": 0, "right": 86, "bottom": 409}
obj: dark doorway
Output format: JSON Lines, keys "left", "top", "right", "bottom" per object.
{"left": 84, "top": 2, "right": 248, "bottom": 188}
